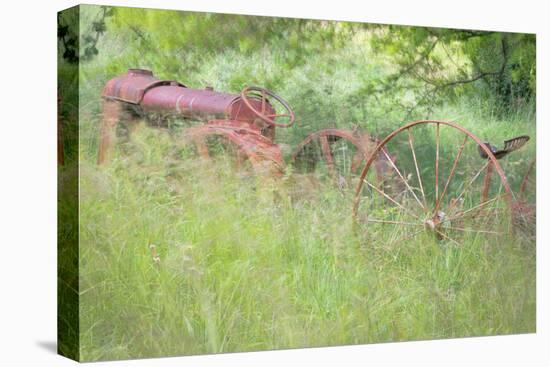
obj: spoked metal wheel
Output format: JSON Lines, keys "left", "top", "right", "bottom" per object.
{"left": 291, "top": 128, "right": 394, "bottom": 192}
{"left": 352, "top": 120, "right": 514, "bottom": 246}
{"left": 182, "top": 120, "right": 285, "bottom": 181}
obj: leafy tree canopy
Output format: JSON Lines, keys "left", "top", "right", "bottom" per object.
{"left": 59, "top": 6, "right": 535, "bottom": 118}
{"left": 366, "top": 26, "right": 535, "bottom": 117}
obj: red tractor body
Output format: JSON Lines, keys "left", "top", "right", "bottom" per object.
{"left": 102, "top": 68, "right": 275, "bottom": 132}
{"left": 98, "top": 69, "right": 289, "bottom": 174}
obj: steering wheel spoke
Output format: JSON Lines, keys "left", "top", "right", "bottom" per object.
{"left": 240, "top": 86, "right": 296, "bottom": 128}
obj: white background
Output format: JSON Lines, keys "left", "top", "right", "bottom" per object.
{"left": 0, "top": 0, "right": 548, "bottom": 365}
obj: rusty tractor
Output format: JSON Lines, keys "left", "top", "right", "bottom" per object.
{"left": 95, "top": 69, "right": 535, "bottom": 244}
{"left": 99, "top": 68, "right": 290, "bottom": 178}
{"left": 99, "top": 69, "right": 393, "bottom": 181}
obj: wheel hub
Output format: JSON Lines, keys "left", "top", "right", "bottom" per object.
{"left": 424, "top": 211, "right": 446, "bottom": 232}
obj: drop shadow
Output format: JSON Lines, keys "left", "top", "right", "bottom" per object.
{"left": 36, "top": 340, "right": 57, "bottom": 354}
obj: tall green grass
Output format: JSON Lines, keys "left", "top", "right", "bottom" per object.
{"left": 74, "top": 125, "right": 535, "bottom": 361}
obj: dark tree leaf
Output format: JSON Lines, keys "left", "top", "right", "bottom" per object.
{"left": 92, "top": 21, "right": 106, "bottom": 34}
{"left": 58, "top": 25, "right": 69, "bottom": 38}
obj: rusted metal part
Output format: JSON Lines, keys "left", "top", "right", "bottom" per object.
{"left": 57, "top": 97, "right": 64, "bottom": 166}
{"left": 478, "top": 135, "right": 530, "bottom": 160}
{"left": 478, "top": 135, "right": 534, "bottom": 206}
{"left": 102, "top": 68, "right": 186, "bottom": 104}
{"left": 473, "top": 134, "right": 534, "bottom": 237}
{"left": 433, "top": 135, "right": 468, "bottom": 214}
{"left": 98, "top": 69, "right": 295, "bottom": 168}
{"left": 102, "top": 69, "right": 278, "bottom": 139}
{"left": 290, "top": 128, "right": 395, "bottom": 185}
{"left": 97, "top": 99, "right": 124, "bottom": 165}
{"left": 352, "top": 120, "right": 514, "bottom": 243}
{"left": 240, "top": 86, "right": 296, "bottom": 128}
{"left": 318, "top": 135, "right": 336, "bottom": 179}
{"left": 182, "top": 120, "right": 285, "bottom": 177}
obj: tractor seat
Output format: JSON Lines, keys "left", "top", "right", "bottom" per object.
{"left": 478, "top": 135, "right": 530, "bottom": 160}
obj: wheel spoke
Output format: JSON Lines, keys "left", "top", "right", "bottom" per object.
{"left": 445, "top": 226, "right": 504, "bottom": 235}
{"left": 363, "top": 180, "right": 421, "bottom": 220}
{"left": 319, "top": 135, "right": 336, "bottom": 179}
{"left": 435, "top": 229, "right": 461, "bottom": 246}
{"left": 408, "top": 128, "right": 427, "bottom": 208}
{"left": 380, "top": 148, "right": 426, "bottom": 211}
{"left": 447, "top": 196, "right": 501, "bottom": 222}
{"left": 435, "top": 134, "right": 468, "bottom": 214}
{"left": 366, "top": 218, "right": 424, "bottom": 226}
{"left": 448, "top": 160, "right": 491, "bottom": 213}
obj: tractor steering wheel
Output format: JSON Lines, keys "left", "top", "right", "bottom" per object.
{"left": 240, "top": 86, "right": 296, "bottom": 128}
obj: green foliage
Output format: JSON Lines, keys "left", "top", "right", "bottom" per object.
{"left": 107, "top": 7, "right": 352, "bottom": 75}
{"left": 464, "top": 32, "right": 536, "bottom": 110}
{"left": 57, "top": 6, "right": 80, "bottom": 64}
{"left": 369, "top": 26, "right": 536, "bottom": 117}
{"left": 58, "top": 5, "right": 113, "bottom": 64}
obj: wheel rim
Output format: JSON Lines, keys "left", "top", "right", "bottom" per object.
{"left": 352, "top": 120, "right": 514, "bottom": 246}
{"left": 182, "top": 122, "right": 285, "bottom": 179}
{"left": 291, "top": 128, "right": 393, "bottom": 191}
